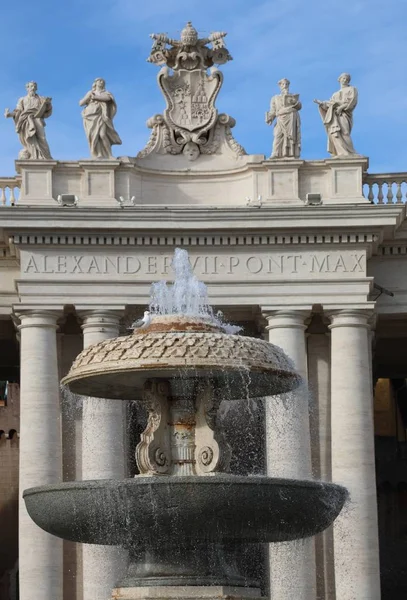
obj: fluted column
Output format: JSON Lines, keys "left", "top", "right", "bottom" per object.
{"left": 80, "top": 310, "right": 127, "bottom": 600}
{"left": 263, "top": 310, "right": 316, "bottom": 600}
{"left": 18, "top": 310, "right": 62, "bottom": 600}
{"left": 328, "top": 310, "right": 380, "bottom": 600}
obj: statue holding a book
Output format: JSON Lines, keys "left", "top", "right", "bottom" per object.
{"left": 4, "top": 81, "right": 53, "bottom": 159}
{"left": 266, "top": 78, "right": 301, "bottom": 159}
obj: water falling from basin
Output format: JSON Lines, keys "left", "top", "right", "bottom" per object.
{"left": 23, "top": 248, "right": 348, "bottom": 600}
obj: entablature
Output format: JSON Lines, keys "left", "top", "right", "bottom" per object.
{"left": 0, "top": 196, "right": 404, "bottom": 317}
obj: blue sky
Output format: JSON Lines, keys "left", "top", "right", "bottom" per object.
{"left": 0, "top": 0, "right": 406, "bottom": 174}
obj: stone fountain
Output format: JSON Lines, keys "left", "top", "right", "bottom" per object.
{"left": 23, "top": 249, "right": 347, "bottom": 600}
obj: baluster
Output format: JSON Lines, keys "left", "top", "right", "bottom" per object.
{"left": 0, "top": 185, "right": 5, "bottom": 206}
{"left": 386, "top": 182, "right": 394, "bottom": 204}
{"left": 396, "top": 182, "right": 403, "bottom": 204}
{"left": 377, "top": 182, "right": 384, "bottom": 204}
{"left": 367, "top": 183, "right": 374, "bottom": 203}
{"left": 9, "top": 186, "right": 17, "bottom": 206}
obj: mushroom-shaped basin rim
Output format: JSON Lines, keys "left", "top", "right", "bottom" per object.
{"left": 61, "top": 327, "right": 301, "bottom": 400}
{"left": 24, "top": 476, "right": 348, "bottom": 546}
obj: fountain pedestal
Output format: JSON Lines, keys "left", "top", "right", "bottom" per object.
{"left": 121, "top": 542, "right": 258, "bottom": 588}
{"left": 112, "top": 586, "right": 263, "bottom": 600}
{"left": 136, "top": 379, "right": 230, "bottom": 476}
{"left": 122, "top": 379, "right": 260, "bottom": 600}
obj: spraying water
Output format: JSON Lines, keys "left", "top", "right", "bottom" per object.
{"left": 148, "top": 248, "right": 241, "bottom": 333}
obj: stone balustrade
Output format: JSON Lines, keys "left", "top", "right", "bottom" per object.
{"left": 2, "top": 157, "right": 372, "bottom": 207}
{"left": 0, "top": 177, "right": 21, "bottom": 206}
{"left": 1, "top": 167, "right": 407, "bottom": 208}
{"left": 363, "top": 173, "right": 407, "bottom": 205}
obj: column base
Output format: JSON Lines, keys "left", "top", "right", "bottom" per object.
{"left": 111, "top": 586, "right": 263, "bottom": 600}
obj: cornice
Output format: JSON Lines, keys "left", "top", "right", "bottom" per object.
{"left": 0, "top": 203, "right": 404, "bottom": 228}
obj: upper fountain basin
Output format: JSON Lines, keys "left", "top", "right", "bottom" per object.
{"left": 23, "top": 475, "right": 347, "bottom": 548}
{"left": 62, "top": 316, "right": 301, "bottom": 400}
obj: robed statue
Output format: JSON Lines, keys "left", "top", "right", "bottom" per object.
{"left": 314, "top": 73, "right": 358, "bottom": 157}
{"left": 4, "top": 81, "right": 53, "bottom": 159}
{"left": 79, "top": 78, "right": 122, "bottom": 159}
{"left": 266, "top": 79, "right": 301, "bottom": 159}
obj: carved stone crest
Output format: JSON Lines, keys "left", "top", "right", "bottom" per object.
{"left": 160, "top": 68, "right": 221, "bottom": 136}
{"left": 138, "top": 22, "right": 245, "bottom": 161}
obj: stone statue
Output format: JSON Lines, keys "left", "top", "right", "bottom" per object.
{"left": 138, "top": 22, "right": 246, "bottom": 160}
{"left": 314, "top": 73, "right": 358, "bottom": 157}
{"left": 79, "top": 78, "right": 122, "bottom": 159}
{"left": 266, "top": 78, "right": 301, "bottom": 159}
{"left": 4, "top": 81, "right": 53, "bottom": 159}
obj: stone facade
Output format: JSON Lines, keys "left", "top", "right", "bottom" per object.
{"left": 0, "top": 154, "right": 407, "bottom": 600}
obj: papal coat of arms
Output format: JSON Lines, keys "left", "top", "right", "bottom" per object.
{"left": 138, "top": 22, "right": 245, "bottom": 161}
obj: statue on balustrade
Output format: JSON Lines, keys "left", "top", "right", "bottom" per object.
{"left": 4, "top": 81, "right": 53, "bottom": 160}
{"left": 79, "top": 78, "right": 122, "bottom": 159}
{"left": 266, "top": 78, "right": 301, "bottom": 159}
{"left": 314, "top": 73, "right": 358, "bottom": 157}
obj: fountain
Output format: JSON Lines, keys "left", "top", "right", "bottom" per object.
{"left": 23, "top": 249, "right": 347, "bottom": 600}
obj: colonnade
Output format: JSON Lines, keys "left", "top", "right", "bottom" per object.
{"left": 80, "top": 311, "right": 127, "bottom": 599}
{"left": 18, "top": 312, "right": 63, "bottom": 600}
{"left": 17, "top": 307, "right": 381, "bottom": 600}
{"left": 263, "top": 309, "right": 381, "bottom": 600}
{"left": 263, "top": 311, "right": 316, "bottom": 600}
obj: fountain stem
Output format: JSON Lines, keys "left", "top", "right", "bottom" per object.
{"left": 169, "top": 396, "right": 196, "bottom": 476}
{"left": 135, "top": 379, "right": 231, "bottom": 476}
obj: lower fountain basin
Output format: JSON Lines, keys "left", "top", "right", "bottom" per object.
{"left": 24, "top": 475, "right": 347, "bottom": 547}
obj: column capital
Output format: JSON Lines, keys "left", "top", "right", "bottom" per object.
{"left": 16, "top": 309, "right": 60, "bottom": 330}
{"left": 78, "top": 309, "right": 121, "bottom": 348}
{"left": 327, "top": 309, "right": 374, "bottom": 330}
{"left": 78, "top": 309, "right": 121, "bottom": 324}
{"left": 261, "top": 309, "right": 310, "bottom": 331}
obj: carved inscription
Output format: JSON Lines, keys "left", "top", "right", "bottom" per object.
{"left": 21, "top": 251, "right": 366, "bottom": 279}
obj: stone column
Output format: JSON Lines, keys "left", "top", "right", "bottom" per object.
{"left": 59, "top": 330, "right": 84, "bottom": 600}
{"left": 80, "top": 310, "right": 127, "bottom": 600}
{"left": 263, "top": 310, "right": 316, "bottom": 600}
{"left": 307, "top": 325, "right": 335, "bottom": 599}
{"left": 18, "top": 310, "right": 63, "bottom": 600}
{"left": 328, "top": 310, "right": 380, "bottom": 600}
